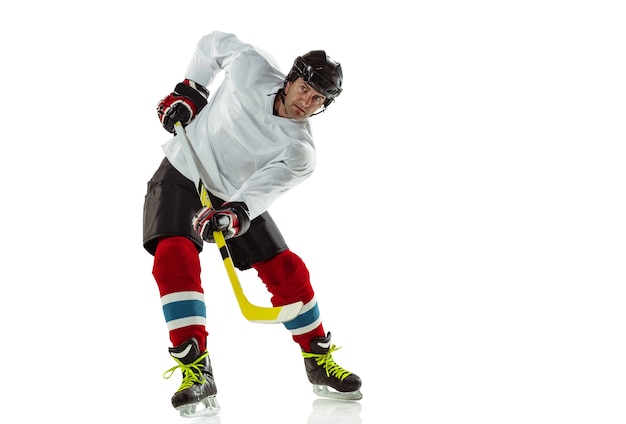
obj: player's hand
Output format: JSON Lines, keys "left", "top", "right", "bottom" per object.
{"left": 157, "top": 79, "right": 209, "bottom": 133}
{"left": 192, "top": 202, "right": 251, "bottom": 243}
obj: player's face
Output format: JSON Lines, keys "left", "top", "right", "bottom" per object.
{"left": 279, "top": 78, "right": 327, "bottom": 120}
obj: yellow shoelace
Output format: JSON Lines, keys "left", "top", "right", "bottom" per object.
{"left": 302, "top": 344, "right": 352, "bottom": 381}
{"left": 163, "top": 352, "right": 209, "bottom": 392}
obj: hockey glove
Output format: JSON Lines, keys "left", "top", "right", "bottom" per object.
{"left": 157, "top": 79, "right": 209, "bottom": 133}
{"left": 192, "top": 202, "right": 251, "bottom": 243}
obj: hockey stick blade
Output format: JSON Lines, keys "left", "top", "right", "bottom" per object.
{"left": 212, "top": 225, "right": 303, "bottom": 323}
{"left": 173, "top": 122, "right": 303, "bottom": 323}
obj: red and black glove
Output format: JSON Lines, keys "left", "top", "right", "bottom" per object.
{"left": 192, "top": 202, "right": 251, "bottom": 243}
{"left": 157, "top": 79, "right": 209, "bottom": 133}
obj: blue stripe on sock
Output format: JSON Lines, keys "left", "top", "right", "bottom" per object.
{"left": 284, "top": 302, "right": 320, "bottom": 331}
{"left": 162, "top": 299, "right": 206, "bottom": 322}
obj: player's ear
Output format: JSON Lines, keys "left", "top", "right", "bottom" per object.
{"left": 284, "top": 79, "right": 293, "bottom": 94}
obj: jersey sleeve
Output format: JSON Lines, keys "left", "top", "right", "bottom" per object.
{"left": 184, "top": 31, "right": 252, "bottom": 87}
{"left": 229, "top": 141, "right": 316, "bottom": 219}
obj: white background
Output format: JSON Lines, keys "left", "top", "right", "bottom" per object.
{"left": 1, "top": 1, "right": 625, "bottom": 423}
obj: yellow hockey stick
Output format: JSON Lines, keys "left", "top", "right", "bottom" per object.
{"left": 174, "top": 122, "right": 303, "bottom": 323}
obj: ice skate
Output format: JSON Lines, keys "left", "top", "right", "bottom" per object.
{"left": 163, "top": 338, "right": 220, "bottom": 419}
{"left": 302, "top": 332, "right": 362, "bottom": 401}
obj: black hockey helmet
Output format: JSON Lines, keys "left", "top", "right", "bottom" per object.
{"left": 286, "top": 50, "right": 343, "bottom": 108}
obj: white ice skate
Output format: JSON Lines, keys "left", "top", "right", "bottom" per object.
{"left": 176, "top": 396, "right": 220, "bottom": 421}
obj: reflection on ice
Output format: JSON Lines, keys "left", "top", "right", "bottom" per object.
{"left": 180, "top": 412, "right": 221, "bottom": 424}
{"left": 307, "top": 398, "right": 362, "bottom": 424}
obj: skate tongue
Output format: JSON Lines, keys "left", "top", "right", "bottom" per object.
{"left": 169, "top": 338, "right": 202, "bottom": 364}
{"left": 309, "top": 332, "right": 333, "bottom": 354}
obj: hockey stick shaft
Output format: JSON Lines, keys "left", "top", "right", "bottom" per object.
{"left": 173, "top": 122, "right": 303, "bottom": 323}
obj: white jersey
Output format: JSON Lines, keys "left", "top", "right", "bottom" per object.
{"left": 162, "top": 31, "right": 316, "bottom": 220}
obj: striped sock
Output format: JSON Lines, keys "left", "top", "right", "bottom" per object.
{"left": 153, "top": 236, "right": 208, "bottom": 350}
{"left": 284, "top": 297, "right": 326, "bottom": 350}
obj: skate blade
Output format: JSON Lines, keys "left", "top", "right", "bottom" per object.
{"left": 177, "top": 395, "right": 220, "bottom": 421}
{"left": 312, "top": 384, "right": 363, "bottom": 401}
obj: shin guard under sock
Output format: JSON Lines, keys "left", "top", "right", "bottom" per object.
{"left": 253, "top": 250, "right": 325, "bottom": 350}
{"left": 152, "top": 236, "right": 208, "bottom": 351}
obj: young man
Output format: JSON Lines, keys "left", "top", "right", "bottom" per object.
{"left": 143, "top": 31, "right": 361, "bottom": 416}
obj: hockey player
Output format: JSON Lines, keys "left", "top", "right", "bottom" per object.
{"left": 143, "top": 31, "right": 362, "bottom": 417}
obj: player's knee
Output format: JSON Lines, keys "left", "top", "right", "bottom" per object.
{"left": 253, "top": 249, "right": 315, "bottom": 306}
{"left": 153, "top": 236, "right": 200, "bottom": 283}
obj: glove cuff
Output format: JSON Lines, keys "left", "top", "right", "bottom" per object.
{"left": 174, "top": 79, "right": 209, "bottom": 114}
{"left": 224, "top": 202, "right": 251, "bottom": 237}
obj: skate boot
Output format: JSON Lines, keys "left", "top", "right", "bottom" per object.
{"left": 302, "top": 332, "right": 362, "bottom": 400}
{"left": 163, "top": 338, "right": 220, "bottom": 418}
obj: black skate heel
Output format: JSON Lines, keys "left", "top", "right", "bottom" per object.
{"left": 302, "top": 332, "right": 362, "bottom": 401}
{"left": 163, "top": 338, "right": 220, "bottom": 418}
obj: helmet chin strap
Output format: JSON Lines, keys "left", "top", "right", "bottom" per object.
{"left": 311, "top": 107, "right": 326, "bottom": 116}
{"left": 269, "top": 89, "right": 285, "bottom": 116}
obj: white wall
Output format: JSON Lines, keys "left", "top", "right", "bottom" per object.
{"left": 1, "top": 1, "right": 625, "bottom": 423}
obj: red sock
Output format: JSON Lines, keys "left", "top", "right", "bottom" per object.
{"left": 152, "top": 236, "right": 208, "bottom": 352}
{"left": 253, "top": 250, "right": 325, "bottom": 350}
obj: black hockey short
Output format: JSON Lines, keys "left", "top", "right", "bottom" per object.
{"left": 143, "top": 157, "right": 288, "bottom": 270}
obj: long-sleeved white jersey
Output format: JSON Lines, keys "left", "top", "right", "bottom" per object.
{"left": 162, "top": 31, "right": 316, "bottom": 220}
